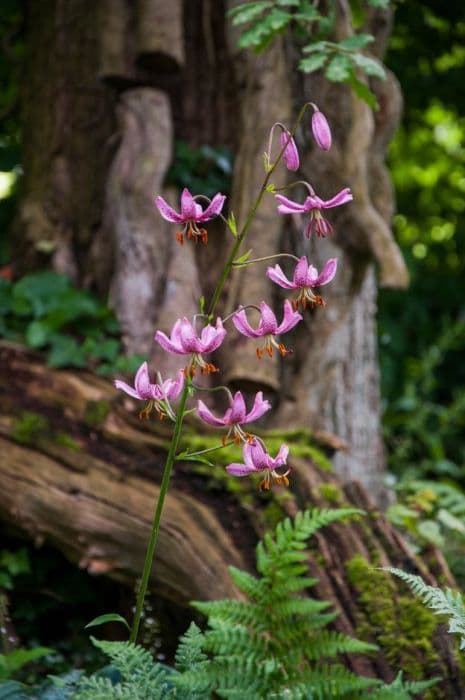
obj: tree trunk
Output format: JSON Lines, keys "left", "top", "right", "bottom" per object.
{"left": 15, "top": 1, "right": 408, "bottom": 500}
{"left": 0, "top": 342, "right": 463, "bottom": 695}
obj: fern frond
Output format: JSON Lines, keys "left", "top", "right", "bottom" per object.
{"left": 384, "top": 567, "right": 465, "bottom": 648}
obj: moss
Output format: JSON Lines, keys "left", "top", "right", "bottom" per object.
{"left": 13, "top": 411, "right": 49, "bottom": 445}
{"left": 84, "top": 400, "right": 111, "bottom": 426}
{"left": 54, "top": 432, "right": 80, "bottom": 450}
{"left": 316, "top": 483, "right": 343, "bottom": 504}
{"left": 346, "top": 554, "right": 447, "bottom": 698}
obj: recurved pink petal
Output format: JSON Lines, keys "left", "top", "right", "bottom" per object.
{"left": 197, "top": 400, "right": 227, "bottom": 427}
{"left": 232, "top": 308, "right": 261, "bottom": 339}
{"left": 314, "top": 258, "right": 338, "bottom": 286}
{"left": 257, "top": 302, "right": 278, "bottom": 335}
{"left": 179, "top": 317, "right": 201, "bottom": 352}
{"left": 271, "top": 443, "right": 289, "bottom": 468}
{"left": 266, "top": 264, "right": 295, "bottom": 290}
{"left": 226, "top": 462, "right": 258, "bottom": 477}
{"left": 162, "top": 370, "right": 185, "bottom": 400}
{"left": 275, "top": 300, "right": 302, "bottom": 334}
{"left": 197, "top": 193, "right": 226, "bottom": 222}
{"left": 275, "top": 194, "right": 307, "bottom": 215}
{"left": 154, "top": 329, "right": 186, "bottom": 355}
{"left": 199, "top": 318, "right": 226, "bottom": 352}
{"left": 114, "top": 379, "right": 142, "bottom": 400}
{"left": 321, "top": 188, "right": 353, "bottom": 209}
{"left": 134, "top": 362, "right": 152, "bottom": 398}
{"left": 293, "top": 257, "right": 311, "bottom": 287}
{"left": 244, "top": 391, "right": 271, "bottom": 423}
{"left": 280, "top": 130, "right": 300, "bottom": 172}
{"left": 248, "top": 439, "right": 268, "bottom": 470}
{"left": 180, "top": 188, "right": 198, "bottom": 220}
{"left": 229, "top": 391, "right": 247, "bottom": 423}
{"left": 154, "top": 196, "right": 184, "bottom": 223}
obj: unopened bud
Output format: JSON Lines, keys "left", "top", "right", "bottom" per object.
{"left": 311, "top": 109, "right": 332, "bottom": 151}
{"left": 280, "top": 129, "right": 300, "bottom": 171}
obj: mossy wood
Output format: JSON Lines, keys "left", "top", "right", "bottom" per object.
{"left": 0, "top": 342, "right": 462, "bottom": 696}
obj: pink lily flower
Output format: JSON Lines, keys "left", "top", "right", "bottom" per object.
{"left": 280, "top": 129, "right": 300, "bottom": 171}
{"left": 114, "top": 362, "right": 185, "bottom": 419}
{"left": 275, "top": 188, "right": 352, "bottom": 238}
{"left": 266, "top": 257, "right": 338, "bottom": 310}
{"left": 197, "top": 391, "right": 271, "bottom": 443}
{"left": 155, "top": 187, "right": 226, "bottom": 245}
{"left": 232, "top": 300, "right": 302, "bottom": 359}
{"left": 311, "top": 109, "right": 332, "bottom": 151}
{"left": 154, "top": 316, "right": 226, "bottom": 375}
{"left": 226, "top": 439, "right": 290, "bottom": 491}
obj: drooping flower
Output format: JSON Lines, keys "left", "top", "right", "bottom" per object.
{"left": 311, "top": 109, "right": 332, "bottom": 151}
{"left": 114, "top": 362, "right": 185, "bottom": 419}
{"left": 275, "top": 188, "right": 352, "bottom": 238}
{"left": 154, "top": 316, "right": 226, "bottom": 375}
{"left": 197, "top": 391, "right": 271, "bottom": 443}
{"left": 232, "top": 300, "right": 302, "bottom": 358}
{"left": 155, "top": 188, "right": 226, "bottom": 245}
{"left": 226, "top": 438, "right": 290, "bottom": 490}
{"left": 280, "top": 129, "right": 300, "bottom": 171}
{"left": 266, "top": 257, "right": 338, "bottom": 309}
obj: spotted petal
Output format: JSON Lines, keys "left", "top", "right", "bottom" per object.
{"left": 275, "top": 194, "right": 307, "bottom": 215}
{"left": 314, "top": 258, "right": 338, "bottom": 286}
{"left": 197, "top": 193, "right": 226, "bottom": 222}
{"left": 180, "top": 188, "right": 198, "bottom": 220}
{"left": 154, "top": 196, "right": 184, "bottom": 223}
{"left": 244, "top": 391, "right": 271, "bottom": 423}
{"left": 197, "top": 400, "right": 227, "bottom": 427}
{"left": 266, "top": 264, "right": 295, "bottom": 290}
{"left": 232, "top": 307, "right": 262, "bottom": 339}
{"left": 275, "top": 300, "right": 302, "bottom": 334}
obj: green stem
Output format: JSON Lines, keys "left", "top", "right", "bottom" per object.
{"left": 130, "top": 379, "right": 190, "bottom": 643}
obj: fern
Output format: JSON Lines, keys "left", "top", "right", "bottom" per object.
{"left": 384, "top": 567, "right": 465, "bottom": 650}
{"left": 47, "top": 509, "right": 435, "bottom": 699}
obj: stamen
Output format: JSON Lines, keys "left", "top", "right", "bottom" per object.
{"left": 176, "top": 232, "right": 184, "bottom": 245}
{"left": 200, "top": 228, "right": 208, "bottom": 245}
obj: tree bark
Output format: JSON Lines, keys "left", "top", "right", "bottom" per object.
{"left": 17, "top": 2, "right": 406, "bottom": 502}
{"left": 0, "top": 342, "right": 463, "bottom": 695}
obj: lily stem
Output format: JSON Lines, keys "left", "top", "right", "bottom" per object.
{"left": 130, "top": 378, "right": 190, "bottom": 643}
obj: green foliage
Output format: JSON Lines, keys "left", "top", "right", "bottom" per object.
{"left": 229, "top": 0, "right": 387, "bottom": 107}
{"left": 385, "top": 568, "right": 465, "bottom": 651}
{"left": 0, "top": 549, "right": 29, "bottom": 590}
{"left": 0, "top": 272, "right": 144, "bottom": 375}
{"left": 0, "top": 648, "right": 53, "bottom": 681}
{"left": 166, "top": 141, "right": 233, "bottom": 198}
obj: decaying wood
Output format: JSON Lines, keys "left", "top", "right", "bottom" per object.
{"left": 0, "top": 343, "right": 463, "bottom": 694}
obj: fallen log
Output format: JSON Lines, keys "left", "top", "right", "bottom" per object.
{"left": 0, "top": 341, "right": 462, "bottom": 695}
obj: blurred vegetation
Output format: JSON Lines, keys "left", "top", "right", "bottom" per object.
{"left": 380, "top": 2, "right": 465, "bottom": 559}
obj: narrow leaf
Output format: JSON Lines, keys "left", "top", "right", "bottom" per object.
{"left": 85, "top": 613, "right": 130, "bottom": 631}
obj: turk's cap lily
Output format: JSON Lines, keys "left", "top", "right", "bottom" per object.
{"left": 232, "top": 300, "right": 301, "bottom": 339}
{"left": 155, "top": 317, "right": 226, "bottom": 356}
{"left": 276, "top": 188, "right": 352, "bottom": 238}
{"left": 275, "top": 188, "right": 352, "bottom": 215}
{"left": 198, "top": 391, "right": 271, "bottom": 429}
{"left": 114, "top": 363, "right": 185, "bottom": 402}
{"left": 226, "top": 439, "right": 290, "bottom": 489}
{"left": 267, "top": 257, "right": 337, "bottom": 290}
{"left": 311, "top": 109, "right": 332, "bottom": 151}
{"left": 155, "top": 188, "right": 226, "bottom": 225}
{"left": 279, "top": 129, "right": 300, "bottom": 172}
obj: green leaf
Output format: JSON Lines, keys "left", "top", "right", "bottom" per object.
{"left": 25, "top": 319, "right": 52, "bottom": 348}
{"left": 325, "top": 53, "right": 352, "bottom": 81}
{"left": 367, "top": 0, "right": 390, "bottom": 7}
{"left": 338, "top": 33, "right": 374, "bottom": 50}
{"left": 302, "top": 40, "right": 331, "bottom": 54}
{"left": 85, "top": 613, "right": 130, "bottom": 631}
{"left": 437, "top": 508, "right": 465, "bottom": 534}
{"left": 228, "top": 1, "right": 272, "bottom": 24}
{"left": 176, "top": 450, "right": 214, "bottom": 466}
{"left": 233, "top": 249, "right": 253, "bottom": 265}
{"left": 352, "top": 53, "right": 386, "bottom": 79}
{"left": 299, "top": 52, "right": 327, "bottom": 73}
{"left": 417, "top": 519, "right": 444, "bottom": 546}
{"left": 0, "top": 647, "right": 53, "bottom": 680}
{"left": 199, "top": 296, "right": 206, "bottom": 314}
{"left": 227, "top": 212, "right": 238, "bottom": 236}
{"left": 348, "top": 73, "right": 379, "bottom": 109}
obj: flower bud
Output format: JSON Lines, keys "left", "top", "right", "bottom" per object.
{"left": 280, "top": 129, "right": 300, "bottom": 171}
{"left": 311, "top": 109, "right": 332, "bottom": 151}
